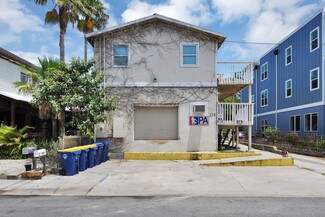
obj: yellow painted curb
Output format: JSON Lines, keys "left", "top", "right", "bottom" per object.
{"left": 124, "top": 152, "right": 261, "bottom": 160}
{"left": 200, "top": 158, "right": 294, "bottom": 167}
{"left": 198, "top": 152, "right": 261, "bottom": 160}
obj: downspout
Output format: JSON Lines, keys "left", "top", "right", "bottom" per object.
{"left": 255, "top": 65, "right": 258, "bottom": 131}
{"left": 274, "top": 49, "right": 279, "bottom": 128}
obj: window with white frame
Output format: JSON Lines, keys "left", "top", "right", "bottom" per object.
{"left": 181, "top": 43, "right": 198, "bottom": 66}
{"left": 285, "top": 46, "right": 292, "bottom": 65}
{"left": 261, "top": 89, "right": 268, "bottom": 107}
{"left": 251, "top": 95, "right": 255, "bottom": 103}
{"left": 310, "top": 68, "right": 319, "bottom": 91}
{"left": 20, "top": 72, "right": 27, "bottom": 83}
{"left": 113, "top": 45, "right": 128, "bottom": 66}
{"left": 289, "top": 115, "right": 300, "bottom": 132}
{"left": 261, "top": 62, "right": 268, "bottom": 81}
{"left": 261, "top": 119, "right": 268, "bottom": 131}
{"left": 285, "top": 79, "right": 292, "bottom": 98}
{"left": 304, "top": 113, "right": 318, "bottom": 131}
{"left": 310, "top": 27, "right": 319, "bottom": 52}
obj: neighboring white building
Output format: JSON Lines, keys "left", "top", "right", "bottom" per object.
{"left": 87, "top": 14, "right": 253, "bottom": 152}
{"left": 0, "top": 47, "right": 39, "bottom": 131}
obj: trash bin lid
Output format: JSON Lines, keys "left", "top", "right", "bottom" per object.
{"left": 58, "top": 148, "right": 82, "bottom": 154}
{"left": 95, "top": 142, "right": 104, "bottom": 147}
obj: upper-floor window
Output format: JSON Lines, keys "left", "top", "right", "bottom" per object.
{"left": 261, "top": 62, "right": 268, "bottom": 81}
{"left": 285, "top": 46, "right": 292, "bottom": 65}
{"left": 304, "top": 113, "right": 318, "bottom": 132}
{"left": 310, "top": 67, "right": 319, "bottom": 91}
{"left": 251, "top": 95, "right": 255, "bottom": 103}
{"left": 20, "top": 72, "right": 27, "bottom": 83}
{"left": 289, "top": 115, "right": 300, "bottom": 132}
{"left": 261, "top": 89, "right": 268, "bottom": 107}
{"left": 261, "top": 119, "right": 268, "bottom": 131}
{"left": 285, "top": 79, "right": 292, "bottom": 98}
{"left": 181, "top": 43, "right": 199, "bottom": 67}
{"left": 310, "top": 27, "right": 319, "bottom": 52}
{"left": 113, "top": 45, "right": 128, "bottom": 66}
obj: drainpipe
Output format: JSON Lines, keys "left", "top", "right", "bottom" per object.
{"left": 274, "top": 49, "right": 279, "bottom": 128}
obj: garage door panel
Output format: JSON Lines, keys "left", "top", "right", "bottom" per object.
{"left": 134, "top": 107, "right": 178, "bottom": 140}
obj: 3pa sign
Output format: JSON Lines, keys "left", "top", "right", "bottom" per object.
{"left": 189, "top": 116, "right": 209, "bottom": 125}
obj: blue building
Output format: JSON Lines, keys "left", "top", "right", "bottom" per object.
{"left": 242, "top": 8, "right": 324, "bottom": 135}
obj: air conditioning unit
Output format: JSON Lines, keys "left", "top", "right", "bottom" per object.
{"left": 193, "top": 105, "right": 206, "bottom": 113}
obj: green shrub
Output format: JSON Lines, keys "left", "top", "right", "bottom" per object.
{"left": 284, "top": 132, "right": 299, "bottom": 145}
{"left": 265, "top": 127, "right": 280, "bottom": 143}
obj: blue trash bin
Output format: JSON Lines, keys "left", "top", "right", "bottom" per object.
{"left": 78, "top": 147, "right": 89, "bottom": 172}
{"left": 95, "top": 142, "right": 104, "bottom": 165}
{"left": 84, "top": 144, "right": 97, "bottom": 168}
{"left": 102, "top": 141, "right": 110, "bottom": 162}
{"left": 58, "top": 148, "right": 81, "bottom": 176}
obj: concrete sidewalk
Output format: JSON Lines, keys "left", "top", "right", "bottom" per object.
{"left": 0, "top": 147, "right": 324, "bottom": 197}
{"left": 1, "top": 158, "right": 325, "bottom": 197}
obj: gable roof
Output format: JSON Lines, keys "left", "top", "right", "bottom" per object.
{"left": 0, "top": 47, "right": 34, "bottom": 68}
{"left": 86, "top": 14, "right": 226, "bottom": 49}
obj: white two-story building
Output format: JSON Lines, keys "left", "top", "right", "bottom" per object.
{"left": 0, "top": 47, "right": 40, "bottom": 132}
{"left": 86, "top": 14, "right": 253, "bottom": 152}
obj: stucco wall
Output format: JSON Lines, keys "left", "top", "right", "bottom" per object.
{"left": 108, "top": 87, "right": 217, "bottom": 152}
{"left": 94, "top": 24, "right": 217, "bottom": 84}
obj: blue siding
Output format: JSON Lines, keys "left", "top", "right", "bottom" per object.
{"left": 277, "top": 12, "right": 323, "bottom": 109}
{"left": 276, "top": 106, "right": 324, "bottom": 135}
{"left": 251, "top": 10, "right": 325, "bottom": 135}
{"left": 256, "top": 114, "right": 276, "bottom": 130}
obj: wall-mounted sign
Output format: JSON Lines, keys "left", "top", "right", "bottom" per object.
{"left": 189, "top": 116, "right": 209, "bottom": 125}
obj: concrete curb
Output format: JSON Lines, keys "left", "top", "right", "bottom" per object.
{"left": 124, "top": 152, "right": 261, "bottom": 160}
{"left": 0, "top": 174, "right": 19, "bottom": 180}
{"left": 200, "top": 157, "right": 294, "bottom": 167}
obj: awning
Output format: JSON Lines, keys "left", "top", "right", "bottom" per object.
{"left": 0, "top": 90, "right": 32, "bottom": 103}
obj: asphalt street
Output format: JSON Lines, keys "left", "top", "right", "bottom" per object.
{"left": 1, "top": 195, "right": 325, "bottom": 217}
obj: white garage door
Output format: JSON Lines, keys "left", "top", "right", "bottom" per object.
{"left": 134, "top": 106, "right": 178, "bottom": 140}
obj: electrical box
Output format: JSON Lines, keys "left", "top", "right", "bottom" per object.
{"left": 96, "top": 123, "right": 110, "bottom": 138}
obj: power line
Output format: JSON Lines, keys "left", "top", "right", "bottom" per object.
{"left": 224, "top": 40, "right": 279, "bottom": 45}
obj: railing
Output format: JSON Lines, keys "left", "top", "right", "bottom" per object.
{"left": 217, "top": 103, "right": 253, "bottom": 126}
{"left": 217, "top": 62, "right": 254, "bottom": 85}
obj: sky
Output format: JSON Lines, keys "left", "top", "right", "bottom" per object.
{"left": 0, "top": 0, "right": 324, "bottom": 65}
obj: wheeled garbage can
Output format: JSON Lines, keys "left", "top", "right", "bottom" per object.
{"left": 95, "top": 142, "right": 104, "bottom": 165}
{"left": 83, "top": 144, "right": 97, "bottom": 168}
{"left": 102, "top": 141, "right": 110, "bottom": 162}
{"left": 58, "top": 148, "right": 81, "bottom": 176}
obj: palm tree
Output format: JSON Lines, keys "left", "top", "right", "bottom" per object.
{"left": 14, "top": 57, "right": 61, "bottom": 139}
{"left": 33, "top": 0, "right": 108, "bottom": 136}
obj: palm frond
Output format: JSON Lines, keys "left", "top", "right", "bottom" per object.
{"left": 45, "top": 9, "right": 59, "bottom": 25}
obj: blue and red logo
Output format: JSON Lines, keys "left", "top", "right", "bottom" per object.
{"left": 189, "top": 116, "right": 209, "bottom": 125}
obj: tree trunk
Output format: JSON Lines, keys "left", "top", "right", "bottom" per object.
{"left": 58, "top": 6, "right": 67, "bottom": 136}
{"left": 84, "top": 36, "right": 87, "bottom": 61}
{"left": 51, "top": 115, "right": 58, "bottom": 139}
{"left": 59, "top": 6, "right": 66, "bottom": 62}
{"left": 41, "top": 120, "right": 47, "bottom": 140}
{"left": 58, "top": 108, "right": 65, "bottom": 137}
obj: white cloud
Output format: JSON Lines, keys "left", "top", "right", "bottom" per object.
{"left": 214, "top": 0, "right": 318, "bottom": 60}
{"left": 121, "top": 0, "right": 214, "bottom": 26}
{"left": 0, "top": 0, "right": 44, "bottom": 33}
{"left": 11, "top": 46, "right": 60, "bottom": 66}
{"left": 212, "top": 0, "right": 262, "bottom": 24}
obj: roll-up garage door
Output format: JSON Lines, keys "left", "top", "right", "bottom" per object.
{"left": 134, "top": 106, "right": 178, "bottom": 140}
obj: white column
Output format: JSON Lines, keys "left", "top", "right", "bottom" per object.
{"left": 248, "top": 84, "right": 252, "bottom": 151}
